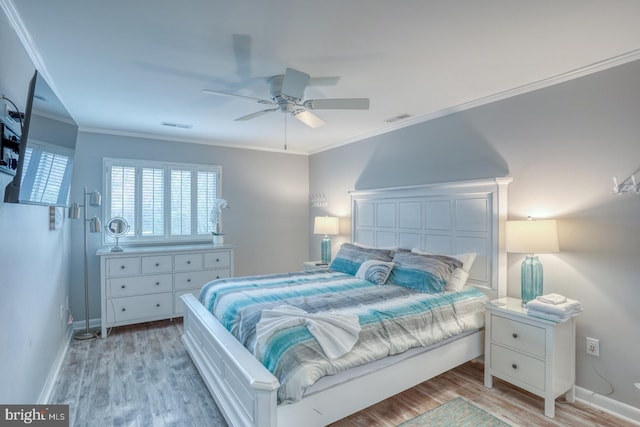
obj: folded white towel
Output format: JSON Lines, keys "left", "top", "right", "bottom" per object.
{"left": 525, "top": 297, "right": 582, "bottom": 317}
{"left": 255, "top": 305, "right": 361, "bottom": 360}
{"left": 526, "top": 307, "right": 583, "bottom": 322}
{"left": 536, "top": 293, "right": 567, "bottom": 305}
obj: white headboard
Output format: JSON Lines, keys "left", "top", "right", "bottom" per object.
{"left": 350, "top": 178, "right": 511, "bottom": 300}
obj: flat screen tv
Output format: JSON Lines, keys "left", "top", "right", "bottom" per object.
{"left": 3, "top": 70, "right": 78, "bottom": 206}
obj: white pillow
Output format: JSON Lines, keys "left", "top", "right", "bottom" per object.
{"left": 411, "top": 249, "right": 477, "bottom": 291}
{"left": 355, "top": 260, "right": 394, "bottom": 285}
{"left": 445, "top": 268, "right": 470, "bottom": 292}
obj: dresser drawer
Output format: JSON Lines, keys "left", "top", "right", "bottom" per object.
{"left": 204, "top": 251, "right": 231, "bottom": 269}
{"left": 175, "top": 269, "right": 229, "bottom": 290}
{"left": 174, "top": 253, "right": 203, "bottom": 271}
{"left": 106, "top": 292, "right": 173, "bottom": 323}
{"left": 141, "top": 255, "right": 173, "bottom": 274}
{"left": 106, "top": 257, "right": 140, "bottom": 277}
{"left": 174, "top": 289, "right": 200, "bottom": 315}
{"left": 491, "top": 315, "right": 546, "bottom": 358}
{"left": 490, "top": 343, "right": 545, "bottom": 391}
{"left": 107, "top": 274, "right": 173, "bottom": 297}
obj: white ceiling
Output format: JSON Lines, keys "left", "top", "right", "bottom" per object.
{"left": 4, "top": 1, "right": 640, "bottom": 154}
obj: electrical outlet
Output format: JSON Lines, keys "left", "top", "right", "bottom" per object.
{"left": 586, "top": 337, "right": 600, "bottom": 356}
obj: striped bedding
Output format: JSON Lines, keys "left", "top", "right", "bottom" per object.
{"left": 199, "top": 270, "right": 488, "bottom": 404}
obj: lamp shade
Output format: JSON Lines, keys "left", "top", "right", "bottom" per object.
{"left": 506, "top": 219, "right": 559, "bottom": 254}
{"left": 313, "top": 216, "right": 339, "bottom": 235}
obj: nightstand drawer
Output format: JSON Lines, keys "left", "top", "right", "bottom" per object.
{"left": 491, "top": 314, "right": 546, "bottom": 358}
{"left": 491, "top": 343, "right": 545, "bottom": 391}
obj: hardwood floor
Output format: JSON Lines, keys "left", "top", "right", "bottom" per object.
{"left": 51, "top": 320, "right": 634, "bottom": 427}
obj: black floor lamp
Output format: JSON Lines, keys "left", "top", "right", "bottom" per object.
{"left": 69, "top": 187, "right": 102, "bottom": 340}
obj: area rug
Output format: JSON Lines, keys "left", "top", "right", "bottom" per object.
{"left": 399, "top": 397, "right": 511, "bottom": 427}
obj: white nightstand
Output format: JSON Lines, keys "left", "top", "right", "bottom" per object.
{"left": 303, "top": 261, "right": 330, "bottom": 272}
{"left": 484, "top": 297, "right": 578, "bottom": 418}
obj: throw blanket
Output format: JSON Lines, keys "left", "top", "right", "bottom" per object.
{"left": 199, "top": 271, "right": 488, "bottom": 403}
{"left": 255, "top": 305, "right": 361, "bottom": 360}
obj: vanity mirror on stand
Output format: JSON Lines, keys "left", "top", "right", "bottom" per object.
{"left": 105, "top": 217, "right": 129, "bottom": 252}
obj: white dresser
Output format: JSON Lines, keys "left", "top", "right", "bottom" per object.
{"left": 484, "top": 297, "right": 577, "bottom": 418}
{"left": 98, "top": 244, "right": 234, "bottom": 338}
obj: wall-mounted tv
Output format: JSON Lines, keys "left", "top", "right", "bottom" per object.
{"left": 3, "top": 70, "right": 78, "bottom": 206}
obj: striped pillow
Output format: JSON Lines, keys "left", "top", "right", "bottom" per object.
{"left": 329, "top": 243, "right": 394, "bottom": 276}
{"left": 388, "top": 250, "right": 462, "bottom": 293}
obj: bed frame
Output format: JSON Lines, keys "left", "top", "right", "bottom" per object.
{"left": 181, "top": 177, "right": 511, "bottom": 427}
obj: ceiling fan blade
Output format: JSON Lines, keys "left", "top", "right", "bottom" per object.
{"left": 304, "top": 98, "right": 370, "bottom": 110}
{"left": 234, "top": 109, "right": 278, "bottom": 121}
{"left": 202, "top": 89, "right": 273, "bottom": 104}
{"left": 292, "top": 109, "right": 326, "bottom": 128}
{"left": 281, "top": 68, "right": 310, "bottom": 100}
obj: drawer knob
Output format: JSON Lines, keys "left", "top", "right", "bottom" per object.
{"left": 512, "top": 333, "right": 518, "bottom": 339}
{"left": 511, "top": 363, "right": 518, "bottom": 370}
{"left": 121, "top": 265, "right": 126, "bottom": 269}
{"left": 155, "top": 262, "right": 160, "bottom": 267}
{"left": 121, "top": 285, "right": 126, "bottom": 289}
{"left": 155, "top": 282, "right": 160, "bottom": 286}
{"left": 216, "top": 275, "right": 220, "bottom": 279}
{"left": 216, "top": 258, "right": 220, "bottom": 262}
{"left": 121, "top": 308, "right": 126, "bottom": 312}
{"left": 187, "top": 279, "right": 191, "bottom": 282}
{"left": 187, "top": 260, "right": 191, "bottom": 264}
{"left": 156, "top": 303, "right": 160, "bottom": 307}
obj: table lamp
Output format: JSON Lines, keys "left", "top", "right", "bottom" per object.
{"left": 314, "top": 216, "right": 339, "bottom": 264}
{"left": 506, "top": 217, "right": 559, "bottom": 304}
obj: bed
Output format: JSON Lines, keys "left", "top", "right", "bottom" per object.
{"left": 181, "top": 178, "right": 511, "bottom": 427}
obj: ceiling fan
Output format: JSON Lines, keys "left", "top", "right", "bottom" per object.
{"left": 202, "top": 67, "right": 370, "bottom": 128}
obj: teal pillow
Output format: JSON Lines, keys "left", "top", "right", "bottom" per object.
{"left": 388, "top": 251, "right": 461, "bottom": 293}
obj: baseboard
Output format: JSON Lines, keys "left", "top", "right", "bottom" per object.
{"left": 37, "top": 322, "right": 74, "bottom": 404}
{"left": 72, "top": 317, "right": 101, "bottom": 333}
{"left": 575, "top": 386, "right": 640, "bottom": 425}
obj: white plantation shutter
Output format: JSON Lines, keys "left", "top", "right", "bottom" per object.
{"left": 104, "top": 158, "right": 220, "bottom": 243}
{"left": 109, "top": 165, "right": 136, "bottom": 235}
{"left": 141, "top": 168, "right": 164, "bottom": 236}
{"left": 170, "top": 169, "right": 191, "bottom": 235}
{"left": 197, "top": 171, "right": 218, "bottom": 234}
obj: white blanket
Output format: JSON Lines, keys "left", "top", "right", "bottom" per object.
{"left": 255, "top": 305, "right": 361, "bottom": 360}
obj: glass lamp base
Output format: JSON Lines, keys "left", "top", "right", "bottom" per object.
{"left": 521, "top": 255, "right": 543, "bottom": 304}
{"left": 320, "top": 236, "right": 331, "bottom": 264}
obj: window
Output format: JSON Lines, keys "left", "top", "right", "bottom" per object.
{"left": 104, "top": 158, "right": 221, "bottom": 243}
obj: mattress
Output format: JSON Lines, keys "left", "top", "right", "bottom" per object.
{"left": 199, "top": 270, "right": 488, "bottom": 403}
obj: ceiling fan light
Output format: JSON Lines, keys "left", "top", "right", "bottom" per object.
{"left": 293, "top": 110, "right": 326, "bottom": 128}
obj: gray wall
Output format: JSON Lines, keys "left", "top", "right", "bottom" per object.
{"left": 69, "top": 132, "right": 309, "bottom": 324}
{"left": 0, "top": 14, "right": 73, "bottom": 403}
{"left": 310, "top": 60, "right": 640, "bottom": 409}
